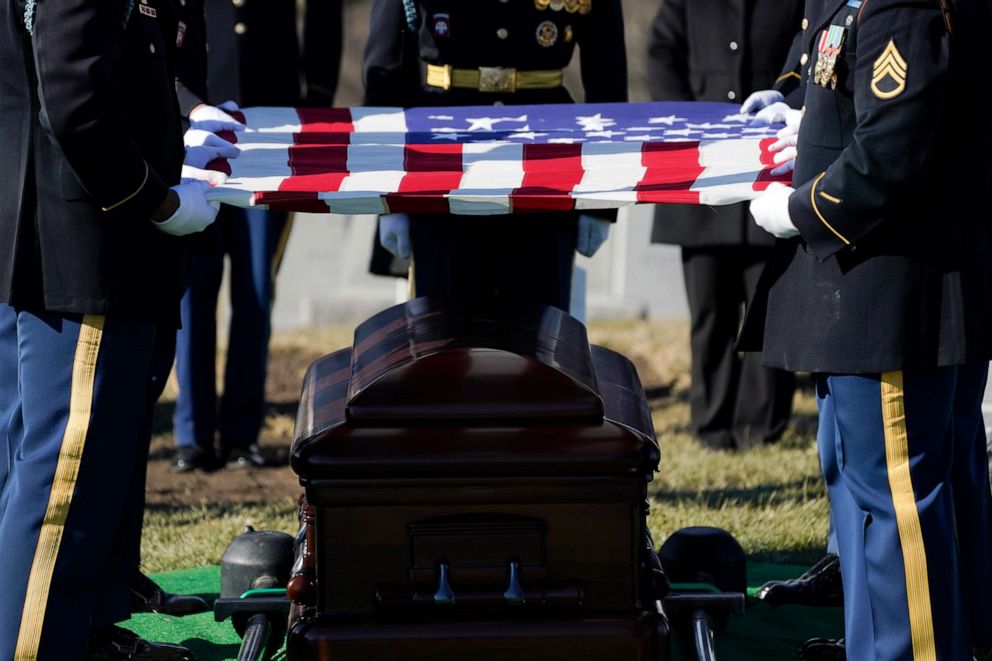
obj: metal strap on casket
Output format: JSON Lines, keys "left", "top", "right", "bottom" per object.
{"left": 426, "top": 64, "right": 564, "bottom": 93}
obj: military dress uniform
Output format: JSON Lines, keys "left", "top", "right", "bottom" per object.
{"left": 0, "top": 0, "right": 189, "bottom": 656}
{"left": 646, "top": 0, "right": 802, "bottom": 449}
{"left": 742, "top": 0, "right": 992, "bottom": 657}
{"left": 173, "top": 0, "right": 343, "bottom": 467}
{"left": 364, "top": 0, "right": 628, "bottom": 311}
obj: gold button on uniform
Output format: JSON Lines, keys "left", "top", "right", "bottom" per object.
{"left": 800, "top": 53, "right": 809, "bottom": 65}
{"left": 497, "top": 28, "right": 509, "bottom": 39}
{"left": 802, "top": 17, "right": 809, "bottom": 29}
{"left": 234, "top": 22, "right": 247, "bottom": 34}
{"left": 729, "top": 41, "right": 739, "bottom": 51}
{"left": 727, "top": 90, "right": 737, "bottom": 100}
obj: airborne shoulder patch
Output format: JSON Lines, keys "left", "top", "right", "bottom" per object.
{"left": 871, "top": 39, "right": 907, "bottom": 99}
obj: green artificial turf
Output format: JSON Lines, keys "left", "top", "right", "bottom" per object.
{"left": 124, "top": 563, "right": 842, "bottom": 661}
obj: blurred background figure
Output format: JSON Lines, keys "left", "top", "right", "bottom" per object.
{"left": 173, "top": 0, "right": 343, "bottom": 472}
{"left": 364, "top": 0, "right": 626, "bottom": 312}
{"left": 645, "top": 0, "right": 802, "bottom": 450}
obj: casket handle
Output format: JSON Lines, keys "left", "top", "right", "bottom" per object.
{"left": 503, "top": 560, "right": 525, "bottom": 605}
{"left": 433, "top": 561, "right": 456, "bottom": 606}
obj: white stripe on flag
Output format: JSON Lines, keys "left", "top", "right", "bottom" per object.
{"left": 241, "top": 107, "right": 302, "bottom": 134}
{"left": 692, "top": 139, "right": 765, "bottom": 205}
{"left": 572, "top": 142, "right": 646, "bottom": 209}
{"left": 350, "top": 107, "right": 408, "bottom": 134}
{"left": 448, "top": 142, "right": 525, "bottom": 215}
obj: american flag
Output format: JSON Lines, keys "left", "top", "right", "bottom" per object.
{"left": 206, "top": 101, "right": 789, "bottom": 215}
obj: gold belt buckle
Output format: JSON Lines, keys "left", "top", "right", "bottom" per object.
{"left": 478, "top": 67, "right": 516, "bottom": 93}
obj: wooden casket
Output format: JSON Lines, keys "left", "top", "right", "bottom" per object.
{"left": 286, "top": 299, "right": 668, "bottom": 660}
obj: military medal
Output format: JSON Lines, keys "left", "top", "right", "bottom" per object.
{"left": 550, "top": 0, "right": 565, "bottom": 10}
{"left": 815, "top": 25, "right": 846, "bottom": 89}
{"left": 536, "top": 20, "right": 559, "bottom": 47}
{"left": 534, "top": 0, "right": 551, "bottom": 9}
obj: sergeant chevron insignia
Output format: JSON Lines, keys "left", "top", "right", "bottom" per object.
{"left": 871, "top": 39, "right": 908, "bottom": 99}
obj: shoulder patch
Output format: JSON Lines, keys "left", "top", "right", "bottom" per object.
{"left": 871, "top": 39, "right": 907, "bottom": 99}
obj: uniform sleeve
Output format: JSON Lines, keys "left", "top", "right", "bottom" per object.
{"left": 31, "top": 0, "right": 170, "bottom": 219}
{"left": 363, "top": 0, "right": 422, "bottom": 106}
{"left": 789, "top": 0, "right": 950, "bottom": 259}
{"left": 303, "top": 0, "right": 343, "bottom": 106}
{"left": 579, "top": 0, "right": 628, "bottom": 103}
{"left": 773, "top": 30, "right": 805, "bottom": 108}
{"left": 646, "top": 0, "right": 692, "bottom": 101}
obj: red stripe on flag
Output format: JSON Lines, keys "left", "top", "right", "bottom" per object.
{"left": 255, "top": 192, "right": 328, "bottom": 213}
{"left": 753, "top": 137, "right": 792, "bottom": 190}
{"left": 296, "top": 107, "right": 354, "bottom": 134}
{"left": 386, "top": 144, "right": 463, "bottom": 214}
{"left": 511, "top": 144, "right": 583, "bottom": 213}
{"left": 279, "top": 144, "right": 349, "bottom": 193}
{"left": 635, "top": 141, "right": 703, "bottom": 204}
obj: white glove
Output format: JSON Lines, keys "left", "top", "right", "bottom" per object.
{"left": 740, "top": 89, "right": 784, "bottom": 114}
{"left": 189, "top": 100, "right": 245, "bottom": 133}
{"left": 768, "top": 113, "right": 801, "bottom": 176}
{"left": 749, "top": 182, "right": 799, "bottom": 239}
{"left": 576, "top": 215, "right": 611, "bottom": 257}
{"left": 154, "top": 180, "right": 220, "bottom": 236}
{"left": 180, "top": 165, "right": 228, "bottom": 186}
{"left": 183, "top": 129, "right": 240, "bottom": 168}
{"left": 751, "top": 102, "right": 793, "bottom": 125}
{"left": 378, "top": 214, "right": 411, "bottom": 260}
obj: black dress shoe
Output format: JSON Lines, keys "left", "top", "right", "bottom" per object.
{"left": 87, "top": 625, "right": 195, "bottom": 660}
{"left": 223, "top": 443, "right": 280, "bottom": 469}
{"left": 756, "top": 553, "right": 843, "bottom": 607}
{"left": 173, "top": 446, "right": 221, "bottom": 473}
{"left": 130, "top": 571, "right": 209, "bottom": 617}
{"left": 799, "top": 637, "right": 846, "bottom": 660}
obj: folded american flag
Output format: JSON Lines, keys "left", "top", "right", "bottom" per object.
{"left": 206, "top": 101, "right": 789, "bottom": 215}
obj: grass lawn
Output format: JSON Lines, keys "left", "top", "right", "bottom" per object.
{"left": 140, "top": 319, "right": 829, "bottom": 573}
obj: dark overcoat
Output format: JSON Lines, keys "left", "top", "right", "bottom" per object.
{"left": 647, "top": 0, "right": 804, "bottom": 247}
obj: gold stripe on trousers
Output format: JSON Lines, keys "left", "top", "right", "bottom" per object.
{"left": 14, "top": 315, "right": 105, "bottom": 660}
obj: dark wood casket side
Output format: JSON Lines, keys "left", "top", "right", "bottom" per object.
{"left": 287, "top": 301, "right": 665, "bottom": 660}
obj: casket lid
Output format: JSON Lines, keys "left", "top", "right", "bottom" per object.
{"left": 290, "top": 300, "right": 659, "bottom": 479}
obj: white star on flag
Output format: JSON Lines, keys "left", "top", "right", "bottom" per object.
{"left": 586, "top": 130, "right": 626, "bottom": 139}
{"left": 648, "top": 115, "right": 686, "bottom": 126}
{"left": 701, "top": 132, "right": 736, "bottom": 139}
{"left": 464, "top": 115, "right": 528, "bottom": 131}
{"left": 428, "top": 115, "right": 454, "bottom": 121}
{"left": 687, "top": 123, "right": 735, "bottom": 130}
{"left": 548, "top": 137, "right": 585, "bottom": 144}
{"left": 664, "top": 128, "right": 702, "bottom": 137}
{"left": 741, "top": 127, "right": 778, "bottom": 134}
{"left": 432, "top": 132, "right": 470, "bottom": 141}
{"left": 576, "top": 113, "right": 617, "bottom": 132}
{"left": 509, "top": 132, "right": 547, "bottom": 140}
{"left": 722, "top": 113, "right": 751, "bottom": 123}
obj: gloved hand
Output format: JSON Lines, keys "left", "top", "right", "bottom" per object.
{"left": 740, "top": 89, "right": 784, "bottom": 114}
{"left": 183, "top": 128, "right": 240, "bottom": 169}
{"left": 576, "top": 215, "right": 611, "bottom": 257}
{"left": 768, "top": 110, "right": 802, "bottom": 176}
{"left": 154, "top": 180, "right": 220, "bottom": 236}
{"left": 749, "top": 182, "right": 799, "bottom": 239}
{"left": 180, "top": 165, "right": 229, "bottom": 186}
{"left": 378, "top": 214, "right": 411, "bottom": 260}
{"left": 189, "top": 100, "right": 245, "bottom": 133}
{"left": 768, "top": 126, "right": 799, "bottom": 177}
